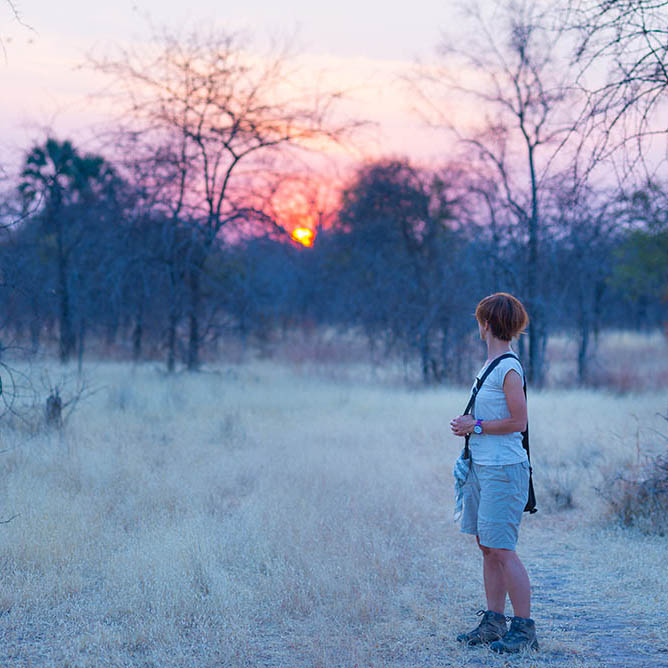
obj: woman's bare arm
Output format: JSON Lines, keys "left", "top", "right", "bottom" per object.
{"left": 450, "top": 370, "right": 527, "bottom": 436}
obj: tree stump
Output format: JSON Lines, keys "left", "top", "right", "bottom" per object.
{"left": 45, "top": 392, "right": 62, "bottom": 428}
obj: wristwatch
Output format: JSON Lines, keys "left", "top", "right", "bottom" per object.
{"left": 473, "top": 419, "right": 483, "bottom": 435}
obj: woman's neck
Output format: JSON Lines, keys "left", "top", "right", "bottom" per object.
{"left": 486, "top": 337, "right": 512, "bottom": 362}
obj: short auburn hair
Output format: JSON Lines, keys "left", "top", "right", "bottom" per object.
{"left": 475, "top": 293, "right": 529, "bottom": 341}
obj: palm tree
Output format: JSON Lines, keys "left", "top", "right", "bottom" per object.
{"left": 19, "top": 138, "right": 115, "bottom": 362}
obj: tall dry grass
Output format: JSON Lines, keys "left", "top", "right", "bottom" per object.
{"left": 0, "top": 355, "right": 666, "bottom": 666}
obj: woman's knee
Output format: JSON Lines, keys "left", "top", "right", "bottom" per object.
{"left": 481, "top": 544, "right": 513, "bottom": 562}
{"left": 476, "top": 535, "right": 493, "bottom": 557}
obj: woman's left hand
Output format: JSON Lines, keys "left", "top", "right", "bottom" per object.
{"left": 450, "top": 414, "right": 475, "bottom": 437}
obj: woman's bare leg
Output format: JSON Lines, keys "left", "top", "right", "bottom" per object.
{"left": 477, "top": 537, "right": 531, "bottom": 618}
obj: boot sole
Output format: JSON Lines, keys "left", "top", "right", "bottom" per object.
{"left": 490, "top": 639, "right": 539, "bottom": 654}
{"left": 456, "top": 635, "right": 503, "bottom": 646}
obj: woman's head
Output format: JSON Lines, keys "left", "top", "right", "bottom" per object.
{"left": 475, "top": 292, "right": 529, "bottom": 341}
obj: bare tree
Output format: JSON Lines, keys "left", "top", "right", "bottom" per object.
{"left": 91, "top": 27, "right": 355, "bottom": 370}
{"left": 414, "top": 0, "right": 583, "bottom": 384}
{"left": 3, "top": 0, "right": 23, "bottom": 23}
{"left": 1, "top": 0, "right": 34, "bottom": 59}
{"left": 569, "top": 0, "right": 668, "bottom": 176}
{"left": 549, "top": 181, "right": 619, "bottom": 383}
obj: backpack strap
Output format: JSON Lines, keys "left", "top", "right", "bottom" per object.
{"left": 517, "top": 368, "right": 538, "bottom": 513}
{"left": 463, "top": 352, "right": 522, "bottom": 460}
{"left": 462, "top": 352, "right": 537, "bottom": 514}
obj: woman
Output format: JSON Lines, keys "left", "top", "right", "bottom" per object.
{"left": 450, "top": 292, "right": 538, "bottom": 654}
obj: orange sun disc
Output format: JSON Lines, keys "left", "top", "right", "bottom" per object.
{"left": 291, "top": 227, "right": 315, "bottom": 247}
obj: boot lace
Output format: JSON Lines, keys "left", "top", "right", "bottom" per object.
{"left": 501, "top": 618, "right": 525, "bottom": 643}
{"left": 476, "top": 609, "right": 499, "bottom": 624}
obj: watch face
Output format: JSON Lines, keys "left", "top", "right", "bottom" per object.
{"left": 473, "top": 425, "right": 482, "bottom": 434}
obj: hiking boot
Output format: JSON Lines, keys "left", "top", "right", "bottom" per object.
{"left": 456, "top": 609, "right": 507, "bottom": 646}
{"left": 490, "top": 616, "right": 539, "bottom": 653}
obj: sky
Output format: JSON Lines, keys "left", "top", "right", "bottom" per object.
{"left": 1, "top": 0, "right": 463, "bottom": 174}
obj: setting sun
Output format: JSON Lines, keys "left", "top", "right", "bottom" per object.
{"left": 291, "top": 227, "right": 315, "bottom": 247}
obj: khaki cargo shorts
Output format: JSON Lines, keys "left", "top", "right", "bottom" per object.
{"left": 460, "top": 461, "right": 530, "bottom": 550}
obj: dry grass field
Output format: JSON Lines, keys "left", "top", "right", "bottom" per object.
{"left": 0, "top": 338, "right": 667, "bottom": 667}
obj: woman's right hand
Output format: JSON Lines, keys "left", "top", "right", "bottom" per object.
{"left": 450, "top": 414, "right": 474, "bottom": 437}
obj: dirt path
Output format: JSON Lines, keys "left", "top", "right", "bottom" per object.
{"left": 521, "top": 526, "right": 668, "bottom": 667}
{"left": 413, "top": 519, "right": 668, "bottom": 668}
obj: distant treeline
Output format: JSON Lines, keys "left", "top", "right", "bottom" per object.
{"left": 0, "top": 141, "right": 665, "bottom": 386}
{"left": 2, "top": 1, "right": 668, "bottom": 386}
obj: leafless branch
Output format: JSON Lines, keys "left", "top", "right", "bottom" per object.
{"left": 569, "top": 0, "right": 668, "bottom": 178}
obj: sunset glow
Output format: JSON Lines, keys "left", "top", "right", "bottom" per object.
{"left": 0, "top": 20, "right": 454, "bottom": 170}
{"left": 291, "top": 227, "right": 315, "bottom": 247}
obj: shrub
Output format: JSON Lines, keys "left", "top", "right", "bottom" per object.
{"left": 542, "top": 468, "right": 577, "bottom": 511}
{"left": 0, "top": 367, "right": 93, "bottom": 435}
{"left": 599, "top": 451, "right": 668, "bottom": 535}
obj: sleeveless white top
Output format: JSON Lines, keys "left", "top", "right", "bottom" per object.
{"left": 468, "top": 355, "right": 528, "bottom": 466}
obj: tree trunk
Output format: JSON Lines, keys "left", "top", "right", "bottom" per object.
{"left": 49, "top": 193, "right": 74, "bottom": 364}
{"left": 525, "top": 139, "right": 543, "bottom": 387}
{"left": 77, "top": 319, "right": 86, "bottom": 375}
{"left": 167, "top": 306, "right": 178, "bottom": 373}
{"left": 419, "top": 333, "right": 430, "bottom": 384}
{"left": 439, "top": 321, "right": 450, "bottom": 383}
{"left": 593, "top": 279, "right": 605, "bottom": 345}
{"left": 57, "top": 238, "right": 74, "bottom": 363}
{"left": 577, "top": 317, "right": 589, "bottom": 385}
{"left": 30, "top": 317, "right": 40, "bottom": 353}
{"left": 526, "top": 243, "right": 544, "bottom": 385}
{"left": 132, "top": 304, "right": 143, "bottom": 362}
{"left": 527, "top": 305, "right": 541, "bottom": 384}
{"left": 187, "top": 268, "right": 201, "bottom": 371}
{"left": 539, "top": 320, "right": 549, "bottom": 380}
